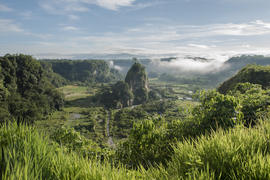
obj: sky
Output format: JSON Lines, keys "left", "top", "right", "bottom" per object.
{"left": 1, "top": 0, "right": 270, "bottom": 59}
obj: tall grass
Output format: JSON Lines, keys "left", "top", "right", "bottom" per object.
{"left": 0, "top": 123, "right": 144, "bottom": 180}
{"left": 2, "top": 121, "right": 270, "bottom": 179}
{"left": 149, "top": 121, "right": 270, "bottom": 179}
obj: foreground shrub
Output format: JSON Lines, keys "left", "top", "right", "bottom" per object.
{"left": 116, "top": 90, "right": 244, "bottom": 169}
{"left": 192, "top": 90, "right": 243, "bottom": 131}
{"left": 0, "top": 123, "right": 144, "bottom": 179}
{"left": 229, "top": 82, "right": 270, "bottom": 125}
{"left": 157, "top": 121, "right": 270, "bottom": 179}
{"left": 116, "top": 118, "right": 171, "bottom": 168}
{"left": 50, "top": 127, "right": 107, "bottom": 158}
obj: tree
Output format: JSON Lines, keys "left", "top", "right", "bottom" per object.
{"left": 192, "top": 90, "right": 242, "bottom": 131}
{"left": 0, "top": 54, "right": 64, "bottom": 124}
{"left": 229, "top": 82, "right": 270, "bottom": 125}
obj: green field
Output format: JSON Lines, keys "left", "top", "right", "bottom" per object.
{"left": 36, "top": 85, "right": 110, "bottom": 146}
{"left": 36, "top": 82, "right": 198, "bottom": 147}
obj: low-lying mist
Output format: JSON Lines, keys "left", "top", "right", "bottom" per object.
{"left": 149, "top": 56, "right": 230, "bottom": 75}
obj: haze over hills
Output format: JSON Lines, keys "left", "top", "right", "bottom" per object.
{"left": 36, "top": 52, "right": 270, "bottom": 72}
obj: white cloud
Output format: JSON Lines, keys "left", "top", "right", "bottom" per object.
{"left": 68, "top": 14, "right": 80, "bottom": 20}
{"left": 62, "top": 26, "right": 79, "bottom": 31}
{"left": 60, "top": 19, "right": 270, "bottom": 62}
{"left": 40, "top": 1, "right": 89, "bottom": 14}
{"left": 40, "top": 0, "right": 137, "bottom": 14}
{"left": 95, "top": 0, "right": 135, "bottom": 10}
{"left": 188, "top": 44, "right": 209, "bottom": 49}
{"left": 3, "top": 18, "right": 270, "bottom": 62}
{"left": 0, "top": 19, "right": 23, "bottom": 32}
{"left": 208, "top": 21, "right": 270, "bottom": 36}
{"left": 64, "top": 5, "right": 89, "bottom": 12}
{"left": 108, "top": 60, "right": 123, "bottom": 71}
{"left": 0, "top": 4, "right": 13, "bottom": 12}
{"left": 151, "top": 57, "right": 227, "bottom": 74}
{"left": 72, "top": 20, "right": 270, "bottom": 49}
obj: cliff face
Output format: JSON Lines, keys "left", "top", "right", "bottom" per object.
{"left": 125, "top": 62, "right": 149, "bottom": 105}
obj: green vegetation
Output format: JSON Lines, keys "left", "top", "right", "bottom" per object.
{"left": 2, "top": 54, "right": 270, "bottom": 179}
{"left": 155, "top": 120, "right": 270, "bottom": 179}
{"left": 0, "top": 54, "right": 63, "bottom": 124}
{"left": 3, "top": 116, "right": 270, "bottom": 179}
{"left": 218, "top": 64, "right": 270, "bottom": 94}
{"left": 0, "top": 123, "right": 141, "bottom": 179}
{"left": 96, "top": 81, "right": 133, "bottom": 108}
{"left": 40, "top": 61, "right": 68, "bottom": 87}
{"left": 96, "top": 62, "right": 149, "bottom": 108}
{"left": 42, "top": 60, "right": 122, "bottom": 84}
{"left": 36, "top": 84, "right": 108, "bottom": 146}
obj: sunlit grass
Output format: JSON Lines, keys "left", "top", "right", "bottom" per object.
{"left": 149, "top": 121, "right": 270, "bottom": 179}
{"left": 58, "top": 85, "right": 93, "bottom": 101}
{"left": 0, "top": 123, "right": 145, "bottom": 180}
{"left": 3, "top": 120, "right": 270, "bottom": 179}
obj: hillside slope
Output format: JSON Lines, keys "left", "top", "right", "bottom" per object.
{"left": 218, "top": 64, "right": 270, "bottom": 94}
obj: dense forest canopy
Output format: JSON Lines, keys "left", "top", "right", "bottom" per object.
{"left": 218, "top": 64, "right": 270, "bottom": 94}
{"left": 41, "top": 60, "right": 122, "bottom": 84}
{"left": 0, "top": 54, "right": 64, "bottom": 124}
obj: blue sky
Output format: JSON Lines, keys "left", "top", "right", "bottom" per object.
{"left": 1, "top": 0, "right": 270, "bottom": 59}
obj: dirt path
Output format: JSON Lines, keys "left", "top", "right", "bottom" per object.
{"left": 106, "top": 110, "right": 115, "bottom": 148}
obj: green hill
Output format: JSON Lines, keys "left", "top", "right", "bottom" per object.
{"left": 218, "top": 64, "right": 270, "bottom": 94}
{"left": 42, "top": 60, "right": 122, "bottom": 84}
{"left": 0, "top": 54, "right": 64, "bottom": 124}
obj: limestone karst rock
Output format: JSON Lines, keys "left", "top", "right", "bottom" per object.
{"left": 125, "top": 62, "right": 149, "bottom": 105}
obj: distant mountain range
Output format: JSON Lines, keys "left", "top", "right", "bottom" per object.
{"left": 35, "top": 53, "right": 154, "bottom": 60}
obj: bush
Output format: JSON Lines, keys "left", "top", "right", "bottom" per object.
{"left": 192, "top": 90, "right": 243, "bottom": 131}
{"left": 116, "top": 118, "right": 171, "bottom": 168}
{"left": 50, "top": 127, "right": 104, "bottom": 158}
{"left": 229, "top": 82, "right": 270, "bottom": 125}
{"left": 159, "top": 121, "right": 270, "bottom": 179}
{"left": 0, "top": 123, "right": 144, "bottom": 179}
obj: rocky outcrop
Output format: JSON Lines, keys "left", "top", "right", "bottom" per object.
{"left": 125, "top": 62, "right": 149, "bottom": 105}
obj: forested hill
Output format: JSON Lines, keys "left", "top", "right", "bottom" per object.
{"left": 215, "top": 55, "right": 270, "bottom": 85}
{"left": 0, "top": 54, "right": 64, "bottom": 124}
{"left": 218, "top": 64, "right": 270, "bottom": 94}
{"left": 225, "top": 55, "right": 270, "bottom": 70}
{"left": 41, "top": 60, "right": 122, "bottom": 84}
{"left": 189, "top": 55, "right": 270, "bottom": 87}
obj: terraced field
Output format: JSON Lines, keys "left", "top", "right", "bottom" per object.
{"left": 36, "top": 82, "right": 198, "bottom": 147}
{"left": 35, "top": 85, "right": 110, "bottom": 146}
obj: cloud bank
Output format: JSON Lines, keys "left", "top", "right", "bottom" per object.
{"left": 150, "top": 56, "right": 230, "bottom": 75}
{"left": 0, "top": 19, "right": 23, "bottom": 32}
{"left": 40, "top": 0, "right": 136, "bottom": 14}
